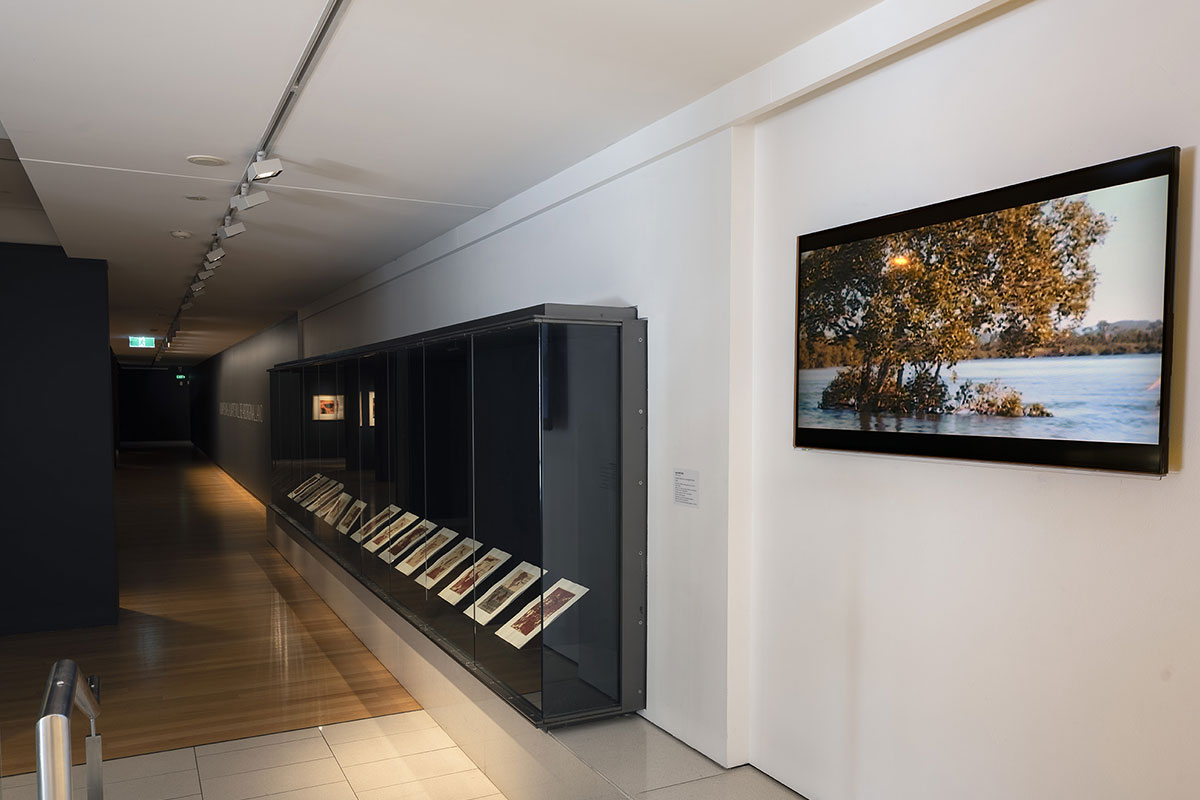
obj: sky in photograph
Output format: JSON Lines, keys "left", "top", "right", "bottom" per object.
{"left": 1066, "top": 175, "right": 1169, "bottom": 328}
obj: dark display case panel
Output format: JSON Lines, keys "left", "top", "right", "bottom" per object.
{"left": 268, "top": 305, "right": 647, "bottom": 726}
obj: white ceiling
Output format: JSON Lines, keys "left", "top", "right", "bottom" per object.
{"left": 0, "top": 0, "right": 880, "bottom": 365}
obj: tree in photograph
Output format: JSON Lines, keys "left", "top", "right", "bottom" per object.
{"left": 800, "top": 196, "right": 1110, "bottom": 414}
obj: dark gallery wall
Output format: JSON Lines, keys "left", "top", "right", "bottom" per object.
{"left": 0, "top": 243, "right": 118, "bottom": 634}
{"left": 190, "top": 315, "right": 298, "bottom": 503}
{"left": 118, "top": 367, "right": 191, "bottom": 442}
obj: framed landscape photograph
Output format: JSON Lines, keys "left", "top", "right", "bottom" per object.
{"left": 795, "top": 147, "right": 1179, "bottom": 473}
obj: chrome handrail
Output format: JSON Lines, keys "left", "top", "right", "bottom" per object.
{"left": 35, "top": 660, "right": 103, "bottom": 800}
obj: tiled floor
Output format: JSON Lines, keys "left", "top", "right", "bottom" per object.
{"left": 0, "top": 711, "right": 503, "bottom": 800}
{"left": 551, "top": 715, "right": 804, "bottom": 800}
{"left": 0, "top": 711, "right": 803, "bottom": 800}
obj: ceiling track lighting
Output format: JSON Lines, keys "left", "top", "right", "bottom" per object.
{"left": 231, "top": 182, "right": 269, "bottom": 211}
{"left": 164, "top": 2, "right": 345, "bottom": 349}
{"left": 218, "top": 215, "right": 246, "bottom": 240}
{"left": 247, "top": 151, "right": 283, "bottom": 182}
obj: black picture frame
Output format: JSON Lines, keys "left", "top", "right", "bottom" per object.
{"left": 794, "top": 147, "right": 1180, "bottom": 474}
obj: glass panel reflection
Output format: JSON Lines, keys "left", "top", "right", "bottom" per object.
{"left": 268, "top": 307, "right": 642, "bottom": 726}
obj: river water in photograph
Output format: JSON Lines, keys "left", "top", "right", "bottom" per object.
{"left": 796, "top": 353, "right": 1162, "bottom": 443}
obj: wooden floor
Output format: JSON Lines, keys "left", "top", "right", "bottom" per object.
{"left": 0, "top": 446, "right": 419, "bottom": 777}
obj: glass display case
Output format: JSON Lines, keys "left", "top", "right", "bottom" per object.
{"left": 269, "top": 305, "right": 647, "bottom": 726}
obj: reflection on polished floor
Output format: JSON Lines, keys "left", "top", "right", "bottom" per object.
{"left": 0, "top": 445, "right": 419, "bottom": 777}
{"left": 0, "top": 714, "right": 506, "bottom": 800}
{"left": 0, "top": 710, "right": 506, "bottom": 800}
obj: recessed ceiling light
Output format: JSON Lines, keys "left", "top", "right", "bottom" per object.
{"left": 186, "top": 155, "right": 228, "bottom": 167}
{"left": 185, "top": 195, "right": 209, "bottom": 201}
{"left": 169, "top": 230, "right": 193, "bottom": 239}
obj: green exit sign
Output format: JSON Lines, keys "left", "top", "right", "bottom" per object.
{"left": 175, "top": 374, "right": 186, "bottom": 381}
{"left": 129, "top": 336, "right": 155, "bottom": 348}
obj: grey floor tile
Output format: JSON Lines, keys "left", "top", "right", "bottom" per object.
{"left": 0, "top": 783, "right": 36, "bottom": 800}
{"left": 104, "top": 768, "right": 202, "bottom": 800}
{"left": 197, "top": 736, "right": 333, "bottom": 779}
{"left": 329, "top": 726, "right": 457, "bottom": 767}
{"left": 354, "top": 768, "right": 500, "bottom": 800}
{"left": 199, "top": 757, "right": 346, "bottom": 800}
{"left": 0, "top": 767, "right": 36, "bottom": 786}
{"left": 320, "top": 711, "right": 439, "bottom": 745}
{"left": 552, "top": 715, "right": 724, "bottom": 795}
{"left": 102, "top": 748, "right": 197, "bottom": 784}
{"left": 0, "top": 772, "right": 36, "bottom": 788}
{"left": 195, "top": 727, "right": 322, "bottom": 757}
{"left": 637, "top": 766, "right": 804, "bottom": 800}
{"left": 342, "top": 747, "right": 477, "bottom": 793}
{"left": 234, "top": 782, "right": 357, "bottom": 800}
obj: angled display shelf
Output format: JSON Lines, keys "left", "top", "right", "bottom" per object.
{"left": 268, "top": 304, "right": 647, "bottom": 726}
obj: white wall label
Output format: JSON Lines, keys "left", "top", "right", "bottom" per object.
{"left": 673, "top": 469, "right": 699, "bottom": 508}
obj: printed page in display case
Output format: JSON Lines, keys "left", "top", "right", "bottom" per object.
{"left": 496, "top": 578, "right": 589, "bottom": 649}
{"left": 377, "top": 519, "right": 437, "bottom": 564}
{"left": 292, "top": 476, "right": 331, "bottom": 505}
{"left": 313, "top": 488, "right": 346, "bottom": 517}
{"left": 298, "top": 478, "right": 336, "bottom": 509}
{"left": 416, "top": 538, "right": 481, "bottom": 589}
{"left": 363, "top": 511, "right": 419, "bottom": 553}
{"left": 438, "top": 548, "right": 510, "bottom": 605}
{"left": 287, "top": 474, "right": 323, "bottom": 500}
{"left": 395, "top": 529, "right": 454, "bottom": 576}
{"left": 304, "top": 481, "right": 343, "bottom": 511}
{"left": 321, "top": 492, "right": 353, "bottom": 524}
{"left": 336, "top": 499, "right": 367, "bottom": 534}
{"left": 351, "top": 505, "right": 400, "bottom": 543}
{"left": 465, "top": 562, "right": 545, "bottom": 625}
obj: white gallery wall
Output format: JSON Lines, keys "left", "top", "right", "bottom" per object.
{"left": 293, "top": 0, "right": 1200, "bottom": 796}
{"left": 750, "top": 0, "right": 1200, "bottom": 798}
{"left": 302, "top": 130, "right": 749, "bottom": 764}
